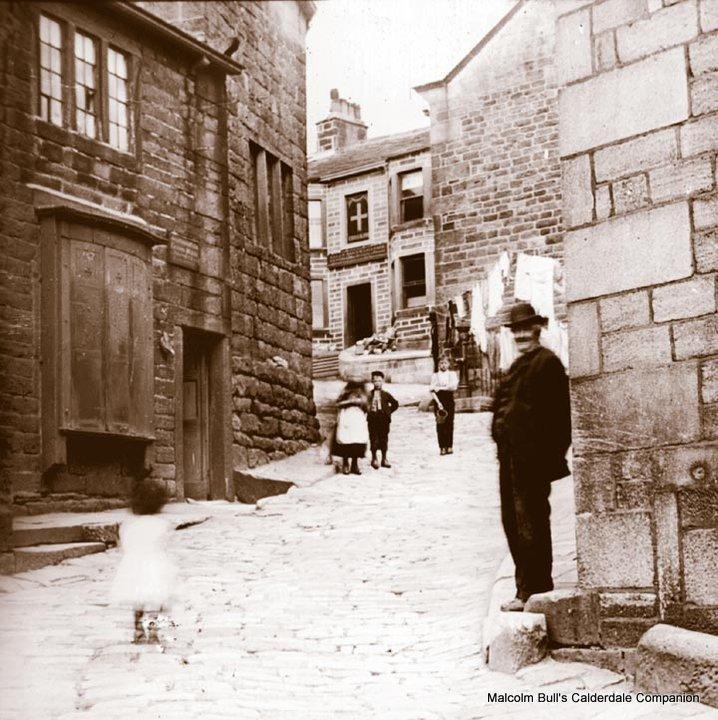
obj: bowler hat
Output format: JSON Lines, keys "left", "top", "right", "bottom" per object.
{"left": 503, "top": 302, "right": 547, "bottom": 328}
{"left": 371, "top": 370, "right": 385, "bottom": 379}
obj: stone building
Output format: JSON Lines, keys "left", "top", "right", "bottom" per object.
{"left": 0, "top": 0, "right": 319, "bottom": 514}
{"left": 308, "top": 93, "right": 435, "bottom": 359}
{"left": 558, "top": 0, "right": 718, "bottom": 647}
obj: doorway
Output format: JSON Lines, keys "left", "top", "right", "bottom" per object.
{"left": 182, "top": 331, "right": 212, "bottom": 500}
{"left": 345, "top": 282, "right": 373, "bottom": 347}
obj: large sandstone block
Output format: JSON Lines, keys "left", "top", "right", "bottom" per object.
{"left": 702, "top": 359, "right": 718, "bottom": 403}
{"left": 576, "top": 512, "right": 654, "bottom": 588}
{"left": 573, "top": 454, "right": 615, "bottom": 513}
{"left": 701, "top": 0, "right": 718, "bottom": 31}
{"left": 695, "top": 230, "right": 718, "bottom": 272}
{"left": 594, "top": 128, "right": 678, "bottom": 182}
{"left": 565, "top": 202, "right": 692, "bottom": 301}
{"left": 649, "top": 158, "right": 714, "bottom": 202}
{"left": 572, "top": 363, "right": 700, "bottom": 452}
{"left": 556, "top": 8, "right": 593, "bottom": 86}
{"left": 691, "top": 73, "right": 718, "bottom": 115}
{"left": 689, "top": 33, "right": 718, "bottom": 75}
{"left": 683, "top": 529, "right": 718, "bottom": 604}
{"left": 652, "top": 275, "right": 716, "bottom": 322}
{"left": 636, "top": 623, "right": 718, "bottom": 707}
{"left": 567, "top": 302, "right": 600, "bottom": 377}
{"left": 487, "top": 612, "right": 547, "bottom": 674}
{"left": 592, "top": 0, "right": 648, "bottom": 34}
{"left": 599, "top": 291, "right": 650, "bottom": 332}
{"left": 694, "top": 195, "right": 718, "bottom": 229}
{"left": 524, "top": 589, "right": 600, "bottom": 646}
{"left": 562, "top": 154, "right": 593, "bottom": 228}
{"left": 616, "top": 1, "right": 698, "bottom": 64}
{"left": 559, "top": 48, "right": 689, "bottom": 157}
{"left": 681, "top": 113, "right": 718, "bottom": 156}
{"left": 601, "top": 325, "right": 672, "bottom": 372}
{"left": 673, "top": 315, "right": 718, "bottom": 359}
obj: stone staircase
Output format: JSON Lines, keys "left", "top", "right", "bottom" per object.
{"left": 312, "top": 351, "right": 340, "bottom": 379}
{"left": 8, "top": 518, "right": 119, "bottom": 574}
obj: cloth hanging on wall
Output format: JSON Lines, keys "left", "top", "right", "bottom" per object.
{"left": 470, "top": 279, "right": 488, "bottom": 353}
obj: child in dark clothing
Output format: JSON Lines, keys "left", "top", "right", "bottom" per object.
{"left": 366, "top": 371, "right": 399, "bottom": 469}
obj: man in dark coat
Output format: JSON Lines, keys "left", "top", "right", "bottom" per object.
{"left": 367, "top": 371, "right": 399, "bottom": 469}
{"left": 491, "top": 302, "right": 571, "bottom": 611}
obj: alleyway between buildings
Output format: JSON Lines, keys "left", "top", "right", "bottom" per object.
{"left": 1, "top": 406, "right": 717, "bottom": 719}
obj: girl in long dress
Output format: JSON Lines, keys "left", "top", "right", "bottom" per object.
{"left": 333, "top": 380, "right": 369, "bottom": 475}
{"left": 111, "top": 479, "right": 177, "bottom": 644}
{"left": 430, "top": 356, "right": 459, "bottom": 455}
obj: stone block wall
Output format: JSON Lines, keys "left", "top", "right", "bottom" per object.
{"left": 0, "top": 1, "right": 319, "bottom": 508}
{"left": 419, "top": 1, "right": 572, "bottom": 306}
{"left": 559, "top": 0, "right": 718, "bottom": 642}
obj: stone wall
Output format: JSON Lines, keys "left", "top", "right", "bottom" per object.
{"left": 0, "top": 1, "right": 319, "bottom": 509}
{"left": 418, "top": 0, "right": 571, "bottom": 307}
{"left": 559, "top": 0, "right": 718, "bottom": 643}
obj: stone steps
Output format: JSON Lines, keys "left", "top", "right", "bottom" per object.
{"left": 13, "top": 541, "right": 107, "bottom": 573}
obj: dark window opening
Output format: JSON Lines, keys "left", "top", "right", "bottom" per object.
{"left": 401, "top": 253, "right": 427, "bottom": 309}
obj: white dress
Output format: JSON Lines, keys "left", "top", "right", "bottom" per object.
{"left": 110, "top": 515, "right": 176, "bottom": 611}
{"left": 335, "top": 405, "right": 369, "bottom": 445}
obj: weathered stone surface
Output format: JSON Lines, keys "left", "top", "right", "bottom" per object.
{"left": 694, "top": 195, "right": 718, "bottom": 230}
{"left": 695, "top": 229, "right": 718, "bottom": 272}
{"left": 649, "top": 158, "right": 714, "bottom": 202}
{"left": 233, "top": 470, "right": 294, "bottom": 504}
{"left": 655, "top": 442, "right": 718, "bottom": 489}
{"left": 653, "top": 275, "right": 716, "bottom": 321}
{"left": 594, "top": 30, "right": 618, "bottom": 72}
{"left": 683, "top": 529, "right": 718, "bottom": 604}
{"left": 691, "top": 72, "right": 718, "bottom": 115}
{"left": 81, "top": 523, "right": 119, "bottom": 545}
{"left": 689, "top": 32, "right": 718, "bottom": 75}
{"left": 559, "top": 49, "right": 689, "bottom": 157}
{"left": 594, "top": 184, "right": 612, "bottom": 219}
{"left": 601, "top": 618, "right": 657, "bottom": 647}
{"left": 636, "top": 623, "right": 718, "bottom": 707}
{"left": 592, "top": 0, "right": 648, "bottom": 34}
{"left": 612, "top": 174, "right": 649, "bottom": 214}
{"left": 615, "top": 0, "right": 699, "bottom": 64}
{"left": 681, "top": 487, "right": 718, "bottom": 528}
{"left": 13, "top": 541, "right": 106, "bottom": 573}
{"left": 567, "top": 302, "right": 600, "bottom": 377}
{"left": 594, "top": 128, "right": 678, "bottom": 182}
{"left": 577, "top": 512, "right": 654, "bottom": 588}
{"left": 599, "top": 291, "right": 649, "bottom": 332}
{"left": 701, "top": 0, "right": 718, "bottom": 31}
{"left": 565, "top": 202, "right": 692, "bottom": 302}
{"left": 0, "top": 508, "right": 12, "bottom": 553}
{"left": 599, "top": 592, "right": 657, "bottom": 618}
{"left": 562, "top": 154, "right": 593, "bottom": 228}
{"left": 551, "top": 647, "right": 638, "bottom": 677}
{"left": 572, "top": 364, "right": 700, "bottom": 452}
{"left": 0, "top": 553, "right": 14, "bottom": 575}
{"left": 573, "top": 454, "right": 615, "bottom": 513}
{"left": 702, "top": 359, "right": 718, "bottom": 403}
{"left": 681, "top": 113, "right": 718, "bottom": 156}
{"left": 524, "top": 589, "right": 600, "bottom": 646}
{"left": 556, "top": 8, "right": 593, "bottom": 85}
{"left": 601, "top": 325, "right": 672, "bottom": 372}
{"left": 673, "top": 315, "right": 718, "bottom": 359}
{"left": 487, "top": 612, "right": 547, "bottom": 674}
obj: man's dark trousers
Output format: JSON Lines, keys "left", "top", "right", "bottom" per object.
{"left": 498, "top": 451, "right": 553, "bottom": 602}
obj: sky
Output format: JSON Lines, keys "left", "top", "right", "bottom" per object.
{"left": 305, "top": 0, "right": 516, "bottom": 153}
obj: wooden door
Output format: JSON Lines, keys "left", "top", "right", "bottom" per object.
{"left": 345, "top": 283, "right": 373, "bottom": 347}
{"left": 182, "top": 336, "right": 210, "bottom": 500}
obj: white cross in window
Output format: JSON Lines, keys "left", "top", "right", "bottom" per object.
{"left": 350, "top": 202, "right": 368, "bottom": 232}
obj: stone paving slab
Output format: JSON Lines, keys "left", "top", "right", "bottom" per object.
{"left": 0, "top": 409, "right": 715, "bottom": 718}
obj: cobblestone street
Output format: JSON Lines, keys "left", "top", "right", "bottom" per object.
{"left": 1, "top": 407, "right": 717, "bottom": 719}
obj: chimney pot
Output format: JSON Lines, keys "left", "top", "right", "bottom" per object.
{"left": 330, "top": 88, "right": 339, "bottom": 100}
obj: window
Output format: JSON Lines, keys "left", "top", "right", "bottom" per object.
{"left": 39, "top": 15, "right": 63, "bottom": 126}
{"left": 308, "top": 200, "right": 324, "bottom": 249}
{"left": 346, "top": 191, "right": 369, "bottom": 242}
{"left": 401, "top": 253, "right": 427, "bottom": 308}
{"left": 400, "top": 169, "right": 424, "bottom": 222}
{"left": 74, "top": 32, "right": 98, "bottom": 139}
{"left": 311, "top": 279, "right": 328, "bottom": 330}
{"left": 108, "top": 47, "right": 129, "bottom": 151}
{"left": 37, "top": 14, "right": 132, "bottom": 151}
{"left": 250, "top": 141, "right": 295, "bottom": 261}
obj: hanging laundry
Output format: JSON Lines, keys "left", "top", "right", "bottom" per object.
{"left": 470, "top": 279, "right": 488, "bottom": 353}
{"left": 514, "top": 253, "right": 556, "bottom": 320}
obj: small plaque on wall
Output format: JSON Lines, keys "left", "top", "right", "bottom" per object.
{"left": 169, "top": 237, "right": 200, "bottom": 270}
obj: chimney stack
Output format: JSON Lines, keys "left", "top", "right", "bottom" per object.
{"left": 315, "top": 89, "right": 368, "bottom": 153}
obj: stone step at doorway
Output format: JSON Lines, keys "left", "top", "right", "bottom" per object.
{"left": 13, "top": 541, "right": 107, "bottom": 574}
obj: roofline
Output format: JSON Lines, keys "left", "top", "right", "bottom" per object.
{"left": 413, "top": 0, "right": 524, "bottom": 93}
{"left": 105, "top": 1, "right": 244, "bottom": 75}
{"left": 308, "top": 161, "right": 386, "bottom": 184}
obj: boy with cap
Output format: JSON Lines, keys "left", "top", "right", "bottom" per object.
{"left": 367, "top": 371, "right": 399, "bottom": 469}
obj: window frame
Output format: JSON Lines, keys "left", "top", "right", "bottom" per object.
{"left": 399, "top": 168, "right": 425, "bottom": 223}
{"left": 400, "top": 253, "right": 428, "bottom": 309}
{"left": 345, "top": 191, "right": 370, "bottom": 244}
{"left": 35, "top": 10, "right": 135, "bottom": 154}
{"left": 310, "top": 277, "right": 329, "bottom": 332}
{"left": 249, "top": 140, "right": 296, "bottom": 262}
{"left": 308, "top": 199, "right": 324, "bottom": 250}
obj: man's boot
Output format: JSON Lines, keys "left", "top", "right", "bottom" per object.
{"left": 371, "top": 453, "right": 379, "bottom": 470}
{"left": 380, "top": 451, "right": 391, "bottom": 469}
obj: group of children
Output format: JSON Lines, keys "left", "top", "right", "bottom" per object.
{"left": 113, "top": 360, "right": 460, "bottom": 646}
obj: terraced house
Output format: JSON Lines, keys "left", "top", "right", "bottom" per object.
{"left": 0, "top": 0, "right": 319, "bottom": 517}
